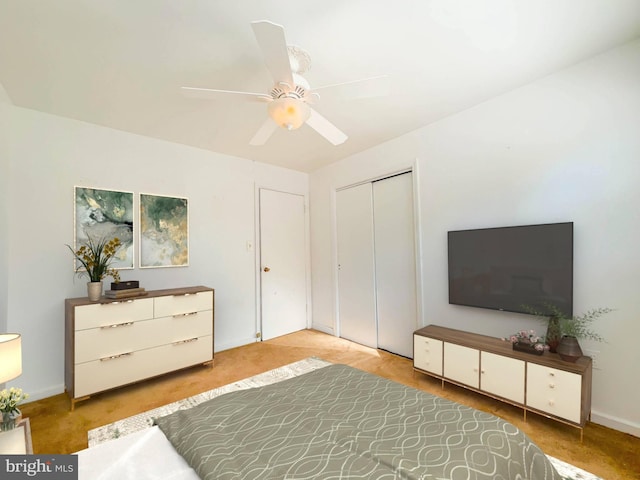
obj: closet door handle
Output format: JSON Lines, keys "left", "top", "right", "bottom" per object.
{"left": 263, "top": 266, "right": 271, "bottom": 272}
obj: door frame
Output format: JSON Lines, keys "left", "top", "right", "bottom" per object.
{"left": 331, "top": 160, "right": 424, "bottom": 343}
{"left": 254, "top": 185, "right": 312, "bottom": 341}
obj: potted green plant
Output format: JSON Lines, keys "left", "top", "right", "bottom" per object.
{"left": 524, "top": 303, "right": 612, "bottom": 362}
{"left": 67, "top": 236, "right": 121, "bottom": 301}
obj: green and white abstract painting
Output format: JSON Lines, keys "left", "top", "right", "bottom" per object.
{"left": 140, "top": 193, "right": 189, "bottom": 268}
{"left": 74, "top": 186, "right": 134, "bottom": 269}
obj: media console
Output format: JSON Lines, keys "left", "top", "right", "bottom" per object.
{"left": 413, "top": 325, "right": 592, "bottom": 440}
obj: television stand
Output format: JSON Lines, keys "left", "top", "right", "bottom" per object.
{"left": 413, "top": 325, "right": 592, "bottom": 440}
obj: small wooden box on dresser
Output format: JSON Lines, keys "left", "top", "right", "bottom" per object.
{"left": 65, "top": 286, "right": 214, "bottom": 410}
{"left": 414, "top": 325, "right": 592, "bottom": 440}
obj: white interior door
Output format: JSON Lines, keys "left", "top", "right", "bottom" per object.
{"left": 336, "top": 183, "right": 377, "bottom": 348}
{"left": 373, "top": 172, "right": 417, "bottom": 358}
{"left": 259, "top": 189, "right": 307, "bottom": 341}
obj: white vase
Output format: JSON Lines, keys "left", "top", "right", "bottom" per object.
{"left": 87, "top": 281, "right": 103, "bottom": 301}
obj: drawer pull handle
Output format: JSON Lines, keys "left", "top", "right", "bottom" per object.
{"left": 100, "top": 352, "right": 132, "bottom": 362}
{"left": 101, "top": 322, "right": 134, "bottom": 329}
{"left": 173, "top": 293, "right": 192, "bottom": 297}
{"left": 549, "top": 383, "right": 556, "bottom": 389}
{"left": 105, "top": 300, "right": 135, "bottom": 305}
{"left": 549, "top": 372, "right": 555, "bottom": 377}
{"left": 173, "top": 337, "right": 198, "bottom": 345}
{"left": 173, "top": 312, "right": 198, "bottom": 318}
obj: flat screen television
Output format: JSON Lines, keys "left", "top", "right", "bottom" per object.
{"left": 448, "top": 222, "right": 573, "bottom": 317}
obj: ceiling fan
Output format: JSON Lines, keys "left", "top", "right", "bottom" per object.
{"left": 180, "top": 20, "right": 388, "bottom": 146}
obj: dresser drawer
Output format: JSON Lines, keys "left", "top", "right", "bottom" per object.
{"left": 74, "top": 298, "right": 154, "bottom": 331}
{"left": 413, "top": 335, "right": 443, "bottom": 375}
{"left": 154, "top": 290, "right": 213, "bottom": 317}
{"left": 526, "top": 363, "right": 582, "bottom": 423}
{"left": 74, "top": 310, "right": 213, "bottom": 364}
{"left": 74, "top": 334, "right": 213, "bottom": 398}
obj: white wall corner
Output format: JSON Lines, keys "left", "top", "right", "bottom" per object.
{"left": 0, "top": 83, "right": 12, "bottom": 105}
{"left": 215, "top": 335, "right": 260, "bottom": 354}
{"left": 310, "top": 323, "right": 334, "bottom": 335}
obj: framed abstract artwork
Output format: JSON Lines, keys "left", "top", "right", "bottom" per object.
{"left": 139, "top": 193, "right": 189, "bottom": 268}
{"left": 74, "top": 186, "right": 135, "bottom": 269}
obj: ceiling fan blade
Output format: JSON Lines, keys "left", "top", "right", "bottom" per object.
{"left": 249, "top": 118, "right": 278, "bottom": 146}
{"left": 306, "top": 108, "right": 348, "bottom": 146}
{"left": 181, "top": 87, "right": 271, "bottom": 102}
{"left": 312, "top": 75, "right": 390, "bottom": 101}
{"left": 251, "top": 20, "right": 294, "bottom": 87}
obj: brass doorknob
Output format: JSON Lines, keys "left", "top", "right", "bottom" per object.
{"left": 263, "top": 266, "right": 270, "bottom": 272}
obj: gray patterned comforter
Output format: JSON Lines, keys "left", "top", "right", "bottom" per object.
{"left": 155, "top": 364, "right": 560, "bottom": 480}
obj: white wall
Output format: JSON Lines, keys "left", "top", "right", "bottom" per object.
{"left": 310, "top": 39, "right": 640, "bottom": 436}
{"left": 3, "top": 105, "right": 308, "bottom": 400}
{"left": 0, "top": 86, "right": 10, "bottom": 333}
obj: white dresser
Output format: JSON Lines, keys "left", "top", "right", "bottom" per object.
{"left": 65, "top": 286, "right": 214, "bottom": 409}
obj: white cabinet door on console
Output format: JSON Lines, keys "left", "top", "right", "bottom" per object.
{"left": 443, "top": 342, "right": 479, "bottom": 388}
{"left": 480, "top": 352, "right": 525, "bottom": 404}
{"left": 526, "top": 363, "right": 582, "bottom": 424}
{"left": 413, "top": 335, "right": 443, "bottom": 375}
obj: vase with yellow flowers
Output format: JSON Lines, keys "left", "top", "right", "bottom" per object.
{"left": 67, "top": 236, "right": 121, "bottom": 301}
{"left": 0, "top": 387, "right": 28, "bottom": 431}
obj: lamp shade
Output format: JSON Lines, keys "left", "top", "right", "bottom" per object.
{"left": 0, "top": 333, "right": 22, "bottom": 384}
{"left": 267, "top": 97, "right": 311, "bottom": 130}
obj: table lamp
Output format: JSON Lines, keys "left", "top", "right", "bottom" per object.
{"left": 0, "top": 334, "right": 22, "bottom": 384}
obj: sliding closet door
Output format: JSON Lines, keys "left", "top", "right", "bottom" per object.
{"left": 373, "top": 172, "right": 417, "bottom": 358}
{"left": 336, "top": 171, "right": 418, "bottom": 357}
{"left": 336, "top": 183, "right": 377, "bottom": 348}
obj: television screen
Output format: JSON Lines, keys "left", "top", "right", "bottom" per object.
{"left": 448, "top": 222, "right": 573, "bottom": 317}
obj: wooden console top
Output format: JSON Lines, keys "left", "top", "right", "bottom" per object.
{"left": 415, "top": 324, "right": 591, "bottom": 374}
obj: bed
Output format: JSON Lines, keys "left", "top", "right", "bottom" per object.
{"left": 78, "top": 363, "right": 561, "bottom": 479}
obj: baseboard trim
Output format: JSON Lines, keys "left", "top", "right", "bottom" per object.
{"left": 22, "top": 383, "right": 65, "bottom": 403}
{"left": 215, "top": 336, "right": 258, "bottom": 352}
{"left": 311, "top": 323, "right": 334, "bottom": 335}
{"left": 591, "top": 410, "right": 640, "bottom": 438}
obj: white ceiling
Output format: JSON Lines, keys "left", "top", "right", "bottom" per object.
{"left": 1, "top": 1, "right": 639, "bottom": 172}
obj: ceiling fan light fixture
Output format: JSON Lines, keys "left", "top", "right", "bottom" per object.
{"left": 268, "top": 97, "right": 310, "bottom": 130}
